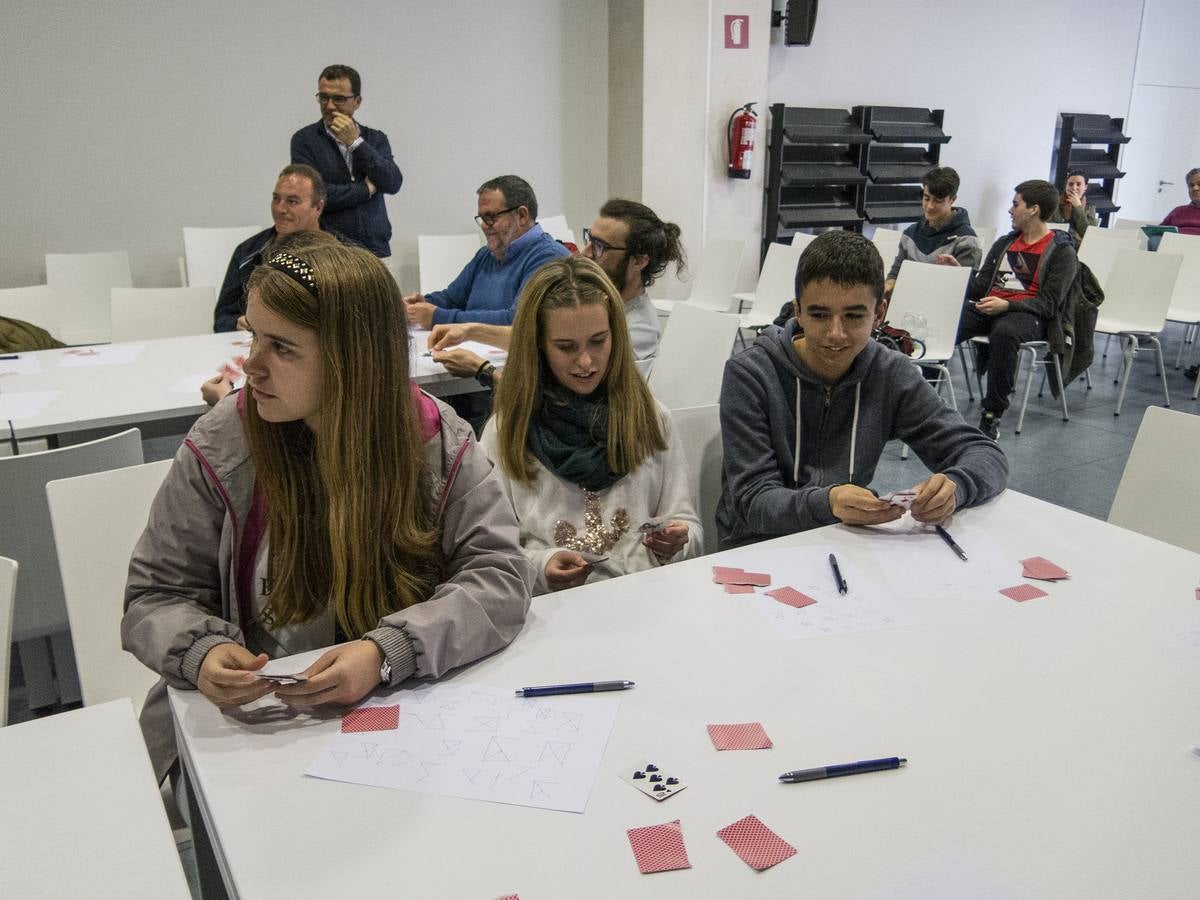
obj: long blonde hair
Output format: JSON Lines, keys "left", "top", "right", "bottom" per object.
{"left": 244, "top": 243, "right": 442, "bottom": 637}
{"left": 492, "top": 255, "right": 665, "bottom": 483}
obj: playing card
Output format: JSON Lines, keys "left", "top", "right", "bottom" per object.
{"left": 717, "top": 814, "right": 797, "bottom": 871}
{"left": 999, "top": 583, "right": 1048, "bottom": 602}
{"left": 766, "top": 586, "right": 817, "bottom": 609}
{"left": 1020, "top": 556, "right": 1069, "bottom": 580}
{"left": 712, "top": 565, "right": 746, "bottom": 584}
{"left": 724, "top": 583, "right": 756, "bottom": 594}
{"left": 638, "top": 520, "right": 668, "bottom": 535}
{"left": 578, "top": 551, "right": 609, "bottom": 565}
{"left": 620, "top": 759, "right": 688, "bottom": 802}
{"left": 881, "top": 490, "right": 918, "bottom": 509}
{"left": 706, "top": 722, "right": 773, "bottom": 751}
{"left": 626, "top": 819, "right": 691, "bottom": 874}
{"left": 341, "top": 705, "right": 400, "bottom": 733}
{"left": 253, "top": 672, "right": 308, "bottom": 685}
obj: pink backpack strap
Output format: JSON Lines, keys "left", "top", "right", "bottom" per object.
{"left": 411, "top": 381, "right": 442, "bottom": 442}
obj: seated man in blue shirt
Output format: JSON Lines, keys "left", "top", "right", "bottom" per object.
{"left": 403, "top": 175, "right": 570, "bottom": 328}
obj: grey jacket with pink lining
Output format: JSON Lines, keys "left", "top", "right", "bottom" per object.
{"left": 123, "top": 389, "right": 534, "bottom": 781}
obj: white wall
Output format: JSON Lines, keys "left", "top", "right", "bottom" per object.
{"left": 763, "top": 0, "right": 1145, "bottom": 236}
{"left": 0, "top": 1, "right": 609, "bottom": 292}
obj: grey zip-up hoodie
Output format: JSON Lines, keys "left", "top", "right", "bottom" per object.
{"left": 123, "top": 390, "right": 534, "bottom": 780}
{"left": 716, "top": 320, "right": 1008, "bottom": 549}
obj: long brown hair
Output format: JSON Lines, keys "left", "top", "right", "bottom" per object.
{"left": 492, "top": 255, "right": 665, "bottom": 483}
{"left": 244, "top": 243, "right": 441, "bottom": 637}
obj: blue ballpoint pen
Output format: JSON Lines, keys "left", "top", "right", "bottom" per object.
{"left": 934, "top": 525, "right": 968, "bottom": 561}
{"left": 515, "top": 680, "right": 635, "bottom": 698}
{"left": 828, "top": 553, "right": 848, "bottom": 594}
{"left": 779, "top": 756, "right": 906, "bottom": 783}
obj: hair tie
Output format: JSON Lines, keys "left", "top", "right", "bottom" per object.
{"left": 267, "top": 251, "right": 319, "bottom": 297}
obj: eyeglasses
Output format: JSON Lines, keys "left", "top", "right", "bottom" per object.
{"left": 582, "top": 228, "right": 627, "bottom": 259}
{"left": 474, "top": 206, "right": 519, "bottom": 228}
{"left": 315, "top": 92, "right": 358, "bottom": 105}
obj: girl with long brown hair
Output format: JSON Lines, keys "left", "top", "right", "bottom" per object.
{"left": 124, "top": 240, "right": 533, "bottom": 781}
{"left": 480, "top": 255, "right": 700, "bottom": 594}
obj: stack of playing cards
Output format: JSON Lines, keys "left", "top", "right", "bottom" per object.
{"left": 881, "top": 490, "right": 918, "bottom": 509}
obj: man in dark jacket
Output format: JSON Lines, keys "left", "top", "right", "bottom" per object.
{"left": 290, "top": 64, "right": 402, "bottom": 259}
{"left": 212, "top": 164, "right": 327, "bottom": 333}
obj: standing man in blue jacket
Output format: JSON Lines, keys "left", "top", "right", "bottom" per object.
{"left": 290, "top": 64, "right": 402, "bottom": 260}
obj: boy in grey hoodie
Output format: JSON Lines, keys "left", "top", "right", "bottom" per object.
{"left": 716, "top": 231, "right": 1007, "bottom": 550}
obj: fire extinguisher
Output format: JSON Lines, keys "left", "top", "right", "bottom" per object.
{"left": 727, "top": 102, "right": 757, "bottom": 179}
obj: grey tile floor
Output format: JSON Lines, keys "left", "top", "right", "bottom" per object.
{"left": 6, "top": 322, "right": 1199, "bottom": 899}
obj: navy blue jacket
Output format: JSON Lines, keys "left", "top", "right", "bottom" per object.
{"left": 290, "top": 121, "right": 402, "bottom": 257}
{"left": 213, "top": 228, "right": 275, "bottom": 332}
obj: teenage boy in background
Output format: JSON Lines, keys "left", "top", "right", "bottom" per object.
{"left": 883, "top": 166, "right": 982, "bottom": 300}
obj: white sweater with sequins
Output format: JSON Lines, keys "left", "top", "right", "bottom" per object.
{"left": 480, "top": 403, "right": 702, "bottom": 594}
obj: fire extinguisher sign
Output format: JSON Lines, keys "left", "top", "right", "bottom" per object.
{"left": 724, "top": 15, "right": 750, "bottom": 49}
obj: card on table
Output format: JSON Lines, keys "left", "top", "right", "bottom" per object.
{"left": 724, "top": 583, "right": 756, "bottom": 595}
{"left": 766, "top": 586, "right": 817, "bottom": 609}
{"left": 626, "top": 819, "right": 692, "bottom": 874}
{"left": 707, "top": 722, "right": 773, "bottom": 751}
{"left": 341, "top": 705, "right": 400, "bottom": 733}
{"left": 999, "top": 584, "right": 1049, "bottom": 602}
{"left": 717, "top": 814, "right": 796, "bottom": 871}
{"left": 1019, "top": 556, "right": 1069, "bottom": 580}
{"left": 619, "top": 759, "right": 687, "bottom": 801}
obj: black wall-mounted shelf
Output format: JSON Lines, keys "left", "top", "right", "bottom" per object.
{"left": 1050, "top": 113, "right": 1129, "bottom": 226}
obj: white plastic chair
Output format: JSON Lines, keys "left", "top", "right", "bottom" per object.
{"left": 871, "top": 227, "right": 903, "bottom": 273}
{"left": 887, "top": 260, "right": 973, "bottom": 411}
{"left": 0, "top": 429, "right": 143, "bottom": 710}
{"left": 733, "top": 239, "right": 809, "bottom": 332}
{"left": 1077, "top": 227, "right": 1141, "bottom": 290}
{"left": 648, "top": 303, "right": 741, "bottom": 410}
{"left": 1157, "top": 233, "right": 1200, "bottom": 368}
{"left": 668, "top": 405, "right": 722, "bottom": 557}
{"left": 1108, "top": 406, "right": 1200, "bottom": 554}
{"left": 0, "top": 285, "right": 64, "bottom": 338}
{"left": 974, "top": 225, "right": 997, "bottom": 254}
{"left": 652, "top": 238, "right": 747, "bottom": 316}
{"left": 1093, "top": 248, "right": 1183, "bottom": 415}
{"left": 0, "top": 557, "right": 16, "bottom": 726}
{"left": 538, "top": 215, "right": 576, "bottom": 247}
{"left": 181, "top": 225, "right": 263, "bottom": 289}
{"left": 45, "top": 251, "right": 132, "bottom": 345}
{"left": 110, "top": 287, "right": 216, "bottom": 342}
{"left": 47, "top": 459, "right": 172, "bottom": 712}
{"left": 1113, "top": 218, "right": 1155, "bottom": 231}
{"left": 417, "top": 233, "right": 484, "bottom": 294}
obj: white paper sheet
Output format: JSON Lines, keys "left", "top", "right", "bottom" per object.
{"left": 0, "top": 390, "right": 59, "bottom": 421}
{"left": 728, "top": 546, "right": 921, "bottom": 640}
{"left": 306, "top": 682, "right": 619, "bottom": 814}
{"left": 0, "top": 355, "right": 43, "bottom": 376}
{"left": 838, "top": 517, "right": 1020, "bottom": 601}
{"left": 57, "top": 344, "right": 145, "bottom": 367}
{"left": 1167, "top": 612, "right": 1200, "bottom": 659}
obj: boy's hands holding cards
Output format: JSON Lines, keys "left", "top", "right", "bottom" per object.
{"left": 908, "top": 473, "right": 957, "bottom": 524}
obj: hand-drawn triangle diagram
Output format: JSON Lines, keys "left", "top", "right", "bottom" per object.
{"left": 376, "top": 748, "right": 412, "bottom": 767}
{"left": 440, "top": 699, "right": 462, "bottom": 710}
{"left": 438, "top": 739, "right": 462, "bottom": 756}
{"left": 530, "top": 781, "right": 556, "bottom": 801}
{"left": 538, "top": 740, "right": 571, "bottom": 765}
{"left": 416, "top": 761, "right": 442, "bottom": 782}
{"left": 482, "top": 737, "right": 512, "bottom": 763}
{"left": 461, "top": 767, "right": 483, "bottom": 785}
{"left": 470, "top": 691, "right": 498, "bottom": 706}
{"left": 469, "top": 716, "right": 500, "bottom": 732}
{"left": 418, "top": 713, "right": 449, "bottom": 730}
{"left": 329, "top": 750, "right": 348, "bottom": 766}
{"left": 354, "top": 742, "right": 378, "bottom": 759}
{"left": 557, "top": 713, "right": 582, "bottom": 732}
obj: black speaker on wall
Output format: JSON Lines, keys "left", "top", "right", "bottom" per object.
{"left": 784, "top": 0, "right": 818, "bottom": 46}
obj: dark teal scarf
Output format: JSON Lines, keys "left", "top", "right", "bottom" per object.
{"left": 528, "top": 381, "right": 623, "bottom": 492}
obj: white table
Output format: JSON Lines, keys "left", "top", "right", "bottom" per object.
{"left": 0, "top": 698, "right": 190, "bottom": 898}
{"left": 170, "top": 491, "right": 1200, "bottom": 898}
{"left": 0, "top": 331, "right": 491, "bottom": 441}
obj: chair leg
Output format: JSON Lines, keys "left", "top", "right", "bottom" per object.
{"left": 941, "top": 364, "right": 957, "bottom": 411}
{"left": 1102, "top": 332, "right": 1112, "bottom": 359}
{"left": 1050, "top": 354, "right": 1068, "bottom": 421}
{"left": 1150, "top": 335, "right": 1171, "bottom": 407}
{"left": 1193, "top": 368, "right": 1200, "bottom": 400}
{"left": 1015, "top": 346, "right": 1036, "bottom": 434}
{"left": 1115, "top": 335, "right": 1135, "bottom": 416}
{"left": 957, "top": 343, "right": 975, "bottom": 403}
{"left": 1084, "top": 368, "right": 1092, "bottom": 389}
